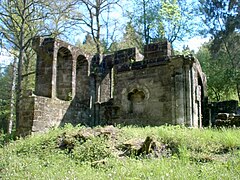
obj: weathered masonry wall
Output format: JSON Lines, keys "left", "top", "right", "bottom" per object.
{"left": 18, "top": 95, "right": 71, "bottom": 136}
{"left": 113, "top": 65, "right": 173, "bottom": 125}
{"left": 105, "top": 54, "right": 206, "bottom": 127}
{"left": 18, "top": 96, "right": 35, "bottom": 136}
{"left": 17, "top": 38, "right": 207, "bottom": 136}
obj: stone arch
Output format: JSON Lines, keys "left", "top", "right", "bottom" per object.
{"left": 57, "top": 47, "right": 73, "bottom": 100}
{"left": 127, "top": 89, "right": 146, "bottom": 114}
{"left": 194, "top": 58, "right": 207, "bottom": 97}
{"left": 192, "top": 57, "right": 208, "bottom": 127}
{"left": 76, "top": 55, "right": 90, "bottom": 100}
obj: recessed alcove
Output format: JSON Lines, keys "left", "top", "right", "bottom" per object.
{"left": 128, "top": 89, "right": 146, "bottom": 114}
{"left": 57, "top": 47, "right": 73, "bottom": 100}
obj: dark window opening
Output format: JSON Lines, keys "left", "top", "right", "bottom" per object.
{"left": 57, "top": 47, "right": 73, "bottom": 100}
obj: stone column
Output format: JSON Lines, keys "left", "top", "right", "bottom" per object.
{"left": 171, "top": 66, "right": 176, "bottom": 125}
{"left": 197, "top": 85, "right": 202, "bottom": 128}
{"left": 110, "top": 68, "right": 114, "bottom": 98}
{"left": 174, "top": 68, "right": 185, "bottom": 125}
{"left": 90, "top": 75, "right": 96, "bottom": 126}
{"left": 192, "top": 68, "right": 199, "bottom": 127}
{"left": 184, "top": 64, "right": 193, "bottom": 126}
{"left": 72, "top": 55, "right": 77, "bottom": 99}
{"left": 95, "top": 76, "right": 102, "bottom": 125}
{"left": 52, "top": 42, "right": 58, "bottom": 98}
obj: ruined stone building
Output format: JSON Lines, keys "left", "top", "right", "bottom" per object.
{"left": 17, "top": 37, "right": 208, "bottom": 136}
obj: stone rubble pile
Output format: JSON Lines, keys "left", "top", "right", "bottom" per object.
{"left": 57, "top": 125, "right": 172, "bottom": 158}
{"left": 215, "top": 113, "right": 240, "bottom": 127}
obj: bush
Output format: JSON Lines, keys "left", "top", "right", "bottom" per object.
{"left": 71, "top": 136, "right": 111, "bottom": 163}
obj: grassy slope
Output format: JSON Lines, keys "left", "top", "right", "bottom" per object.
{"left": 1, "top": 125, "right": 240, "bottom": 179}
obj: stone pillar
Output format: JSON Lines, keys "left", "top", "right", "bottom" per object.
{"left": 17, "top": 97, "right": 35, "bottom": 136}
{"left": 72, "top": 56, "right": 77, "bottom": 99}
{"left": 197, "top": 85, "right": 202, "bottom": 128}
{"left": 174, "top": 69, "right": 185, "bottom": 125}
{"left": 95, "top": 76, "right": 102, "bottom": 125}
{"left": 33, "top": 37, "right": 55, "bottom": 98}
{"left": 171, "top": 66, "right": 176, "bottom": 125}
{"left": 52, "top": 43, "right": 57, "bottom": 98}
{"left": 90, "top": 75, "right": 96, "bottom": 126}
{"left": 110, "top": 68, "right": 114, "bottom": 98}
{"left": 184, "top": 64, "right": 193, "bottom": 126}
{"left": 192, "top": 68, "right": 199, "bottom": 127}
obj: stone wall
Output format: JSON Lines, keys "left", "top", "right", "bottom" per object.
{"left": 18, "top": 96, "right": 35, "bottom": 136}
{"left": 17, "top": 95, "right": 71, "bottom": 136}
{"left": 98, "top": 43, "right": 207, "bottom": 127}
{"left": 33, "top": 38, "right": 54, "bottom": 97}
{"left": 18, "top": 38, "right": 208, "bottom": 136}
{"left": 210, "top": 100, "right": 239, "bottom": 125}
{"left": 113, "top": 65, "right": 173, "bottom": 126}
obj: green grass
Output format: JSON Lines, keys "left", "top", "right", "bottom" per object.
{"left": 1, "top": 125, "right": 240, "bottom": 179}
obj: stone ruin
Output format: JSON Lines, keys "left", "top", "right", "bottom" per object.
{"left": 211, "top": 100, "right": 240, "bottom": 127}
{"left": 17, "top": 37, "right": 208, "bottom": 136}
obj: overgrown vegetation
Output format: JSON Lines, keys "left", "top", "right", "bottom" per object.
{"left": 1, "top": 125, "right": 240, "bottom": 179}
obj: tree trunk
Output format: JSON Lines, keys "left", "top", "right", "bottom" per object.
{"left": 96, "top": 2, "right": 101, "bottom": 55}
{"left": 16, "top": 24, "right": 25, "bottom": 134}
{"left": 237, "top": 83, "right": 240, "bottom": 102}
{"left": 15, "top": 48, "right": 24, "bottom": 132}
{"left": 8, "top": 57, "right": 17, "bottom": 134}
{"left": 143, "top": 0, "right": 149, "bottom": 45}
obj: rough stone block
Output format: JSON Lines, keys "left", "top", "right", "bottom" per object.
{"left": 144, "top": 41, "right": 172, "bottom": 59}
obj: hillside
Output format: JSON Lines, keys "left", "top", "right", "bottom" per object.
{"left": 1, "top": 125, "right": 240, "bottom": 179}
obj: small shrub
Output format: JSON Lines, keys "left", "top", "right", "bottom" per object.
{"left": 71, "top": 136, "right": 111, "bottom": 163}
{"left": 0, "top": 130, "right": 16, "bottom": 147}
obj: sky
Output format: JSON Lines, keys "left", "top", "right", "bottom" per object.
{"left": 0, "top": 36, "right": 209, "bottom": 68}
{"left": 72, "top": 0, "right": 210, "bottom": 53}
{"left": 0, "top": 48, "right": 13, "bottom": 67}
{"left": 0, "top": 0, "right": 209, "bottom": 66}
{"left": 175, "top": 36, "right": 210, "bottom": 52}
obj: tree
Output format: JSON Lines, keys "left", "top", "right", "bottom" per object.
{"left": 197, "top": 39, "right": 239, "bottom": 102}
{"left": 199, "top": 0, "right": 240, "bottom": 101}
{"left": 0, "top": 0, "right": 48, "bottom": 133}
{"left": 0, "top": 65, "right": 13, "bottom": 134}
{"left": 44, "top": 0, "right": 79, "bottom": 39}
{"left": 72, "top": 0, "right": 120, "bottom": 55}
{"left": 128, "top": 0, "right": 159, "bottom": 45}
{"left": 129, "top": 0, "right": 198, "bottom": 45}
{"left": 116, "top": 22, "right": 143, "bottom": 51}
{"left": 77, "top": 33, "right": 98, "bottom": 55}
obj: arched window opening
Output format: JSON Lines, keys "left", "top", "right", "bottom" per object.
{"left": 57, "top": 47, "right": 73, "bottom": 100}
{"left": 76, "top": 55, "right": 89, "bottom": 100}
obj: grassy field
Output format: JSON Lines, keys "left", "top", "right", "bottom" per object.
{"left": 1, "top": 125, "right": 240, "bottom": 179}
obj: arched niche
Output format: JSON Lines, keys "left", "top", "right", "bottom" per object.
{"left": 127, "top": 89, "right": 146, "bottom": 114}
{"left": 57, "top": 47, "right": 73, "bottom": 100}
{"left": 76, "top": 55, "right": 89, "bottom": 100}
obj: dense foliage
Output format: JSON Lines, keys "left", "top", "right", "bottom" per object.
{"left": 0, "top": 66, "right": 13, "bottom": 134}
{"left": 1, "top": 125, "right": 240, "bottom": 179}
{"left": 197, "top": 0, "right": 240, "bottom": 102}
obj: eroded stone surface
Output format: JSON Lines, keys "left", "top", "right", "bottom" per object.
{"left": 17, "top": 38, "right": 207, "bottom": 136}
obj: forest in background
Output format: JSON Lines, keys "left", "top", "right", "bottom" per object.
{"left": 0, "top": 0, "right": 239, "bottom": 135}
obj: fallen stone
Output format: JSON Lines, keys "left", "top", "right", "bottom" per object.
{"left": 216, "top": 113, "right": 229, "bottom": 120}
{"left": 57, "top": 125, "right": 118, "bottom": 151}
{"left": 119, "top": 136, "right": 171, "bottom": 158}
